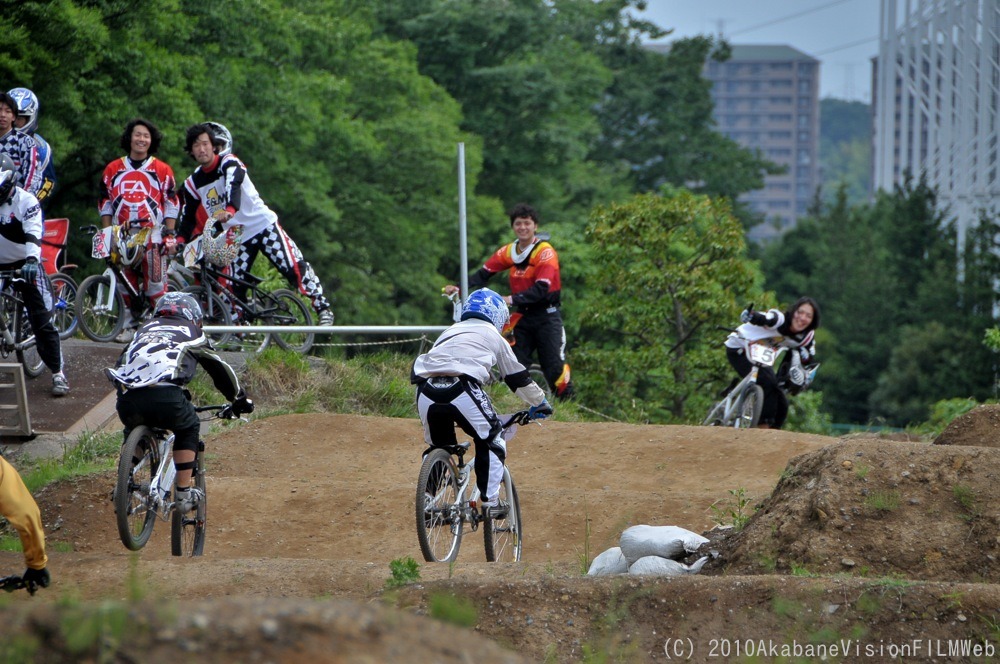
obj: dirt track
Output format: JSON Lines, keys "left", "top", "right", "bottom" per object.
{"left": 5, "top": 412, "right": 1000, "bottom": 662}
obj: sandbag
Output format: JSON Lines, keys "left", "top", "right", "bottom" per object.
{"left": 628, "top": 555, "right": 709, "bottom": 576}
{"left": 587, "top": 547, "right": 628, "bottom": 576}
{"left": 619, "top": 525, "right": 708, "bottom": 566}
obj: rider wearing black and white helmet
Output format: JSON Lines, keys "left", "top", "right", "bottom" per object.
{"left": 0, "top": 91, "right": 42, "bottom": 198}
{"left": 204, "top": 121, "right": 232, "bottom": 156}
{"left": 107, "top": 290, "right": 254, "bottom": 512}
{"left": 0, "top": 154, "right": 68, "bottom": 395}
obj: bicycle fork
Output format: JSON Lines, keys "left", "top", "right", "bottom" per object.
{"left": 148, "top": 435, "right": 177, "bottom": 518}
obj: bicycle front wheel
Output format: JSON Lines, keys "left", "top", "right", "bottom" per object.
{"left": 13, "top": 304, "right": 44, "bottom": 378}
{"left": 484, "top": 467, "right": 522, "bottom": 562}
{"left": 49, "top": 273, "right": 78, "bottom": 340}
{"left": 114, "top": 426, "right": 160, "bottom": 550}
{"left": 736, "top": 384, "right": 765, "bottom": 429}
{"left": 267, "top": 289, "right": 314, "bottom": 354}
{"left": 416, "top": 448, "right": 462, "bottom": 562}
{"left": 78, "top": 274, "right": 125, "bottom": 342}
{"left": 171, "top": 441, "right": 207, "bottom": 557}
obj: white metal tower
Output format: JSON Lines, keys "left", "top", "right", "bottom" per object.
{"left": 874, "top": 0, "right": 1000, "bottom": 240}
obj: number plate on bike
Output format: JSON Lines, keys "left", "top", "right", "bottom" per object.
{"left": 91, "top": 227, "right": 114, "bottom": 259}
{"left": 747, "top": 343, "right": 777, "bottom": 365}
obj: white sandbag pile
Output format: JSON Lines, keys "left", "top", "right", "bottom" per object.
{"left": 587, "top": 525, "right": 709, "bottom": 577}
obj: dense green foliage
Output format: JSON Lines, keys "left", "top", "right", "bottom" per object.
{"left": 575, "top": 189, "right": 766, "bottom": 422}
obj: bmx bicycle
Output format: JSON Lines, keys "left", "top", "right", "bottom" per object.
{"left": 0, "top": 271, "right": 44, "bottom": 377}
{"left": 415, "top": 409, "right": 541, "bottom": 563}
{"left": 113, "top": 403, "right": 244, "bottom": 556}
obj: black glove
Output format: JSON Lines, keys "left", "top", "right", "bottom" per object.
{"left": 529, "top": 400, "right": 553, "bottom": 420}
{"left": 22, "top": 567, "right": 49, "bottom": 594}
{"left": 20, "top": 257, "right": 39, "bottom": 283}
{"left": 232, "top": 395, "right": 254, "bottom": 416}
{"left": 740, "top": 310, "right": 768, "bottom": 327}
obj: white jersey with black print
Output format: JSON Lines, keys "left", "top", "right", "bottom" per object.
{"left": 724, "top": 308, "right": 816, "bottom": 354}
{"left": 106, "top": 317, "right": 241, "bottom": 397}
{"left": 0, "top": 186, "right": 42, "bottom": 265}
{"left": 414, "top": 318, "right": 546, "bottom": 407}
{"left": 180, "top": 154, "right": 276, "bottom": 242}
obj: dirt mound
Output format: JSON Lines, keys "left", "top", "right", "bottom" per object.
{"left": 935, "top": 404, "right": 1000, "bottom": 448}
{"left": 710, "top": 438, "right": 1000, "bottom": 581}
{"left": 5, "top": 414, "right": 1000, "bottom": 661}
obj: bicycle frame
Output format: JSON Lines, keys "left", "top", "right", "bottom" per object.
{"left": 704, "top": 334, "right": 785, "bottom": 428}
{"left": 145, "top": 431, "right": 178, "bottom": 521}
{"left": 0, "top": 275, "right": 36, "bottom": 356}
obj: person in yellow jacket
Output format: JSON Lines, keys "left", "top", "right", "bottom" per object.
{"left": 0, "top": 455, "right": 49, "bottom": 593}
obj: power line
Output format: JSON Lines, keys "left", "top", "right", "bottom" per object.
{"left": 814, "top": 35, "right": 878, "bottom": 56}
{"left": 730, "top": 0, "right": 856, "bottom": 36}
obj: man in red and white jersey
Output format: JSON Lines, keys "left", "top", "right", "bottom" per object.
{"left": 177, "top": 122, "right": 333, "bottom": 325}
{"left": 98, "top": 118, "right": 180, "bottom": 342}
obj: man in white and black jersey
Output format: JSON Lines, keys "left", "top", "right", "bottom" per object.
{"left": 106, "top": 292, "right": 254, "bottom": 511}
{"left": 177, "top": 123, "right": 334, "bottom": 326}
{"left": 0, "top": 92, "right": 42, "bottom": 198}
{"left": 0, "top": 154, "right": 68, "bottom": 396}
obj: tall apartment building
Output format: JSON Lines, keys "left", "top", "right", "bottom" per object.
{"left": 873, "top": 0, "right": 1000, "bottom": 242}
{"left": 703, "top": 45, "right": 821, "bottom": 242}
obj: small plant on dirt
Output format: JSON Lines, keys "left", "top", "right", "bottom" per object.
{"left": 709, "top": 487, "right": 755, "bottom": 531}
{"left": 772, "top": 596, "right": 803, "bottom": 618}
{"left": 864, "top": 490, "right": 900, "bottom": 512}
{"left": 854, "top": 463, "right": 871, "bottom": 480}
{"left": 577, "top": 505, "right": 592, "bottom": 575}
{"left": 385, "top": 557, "right": 421, "bottom": 589}
{"left": 854, "top": 591, "right": 881, "bottom": 615}
{"left": 953, "top": 484, "right": 981, "bottom": 523}
{"left": 790, "top": 561, "right": 818, "bottom": 577}
{"left": 941, "top": 590, "right": 965, "bottom": 610}
{"left": 429, "top": 592, "right": 478, "bottom": 627}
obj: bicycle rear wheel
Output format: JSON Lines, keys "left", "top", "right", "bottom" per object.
{"left": 171, "top": 441, "right": 207, "bottom": 556}
{"left": 267, "top": 289, "right": 314, "bottom": 353}
{"left": 13, "top": 303, "right": 44, "bottom": 378}
{"left": 114, "top": 426, "right": 160, "bottom": 550}
{"left": 736, "top": 384, "right": 765, "bottom": 429}
{"left": 416, "top": 448, "right": 462, "bottom": 562}
{"left": 484, "top": 467, "right": 522, "bottom": 562}
{"left": 78, "top": 274, "right": 125, "bottom": 342}
{"left": 49, "top": 273, "right": 78, "bottom": 340}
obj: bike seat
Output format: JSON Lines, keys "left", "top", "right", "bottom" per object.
{"left": 438, "top": 441, "right": 471, "bottom": 457}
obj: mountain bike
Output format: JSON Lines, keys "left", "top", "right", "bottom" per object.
{"left": 415, "top": 409, "right": 539, "bottom": 563}
{"left": 77, "top": 224, "right": 157, "bottom": 343}
{"left": 113, "top": 403, "right": 243, "bottom": 556}
{"left": 442, "top": 290, "right": 549, "bottom": 396}
{"left": 180, "top": 233, "right": 313, "bottom": 353}
{"left": 0, "top": 271, "right": 44, "bottom": 378}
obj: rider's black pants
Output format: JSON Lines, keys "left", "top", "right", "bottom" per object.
{"left": 512, "top": 307, "right": 573, "bottom": 399}
{"left": 726, "top": 347, "right": 788, "bottom": 428}
{"left": 116, "top": 385, "right": 201, "bottom": 453}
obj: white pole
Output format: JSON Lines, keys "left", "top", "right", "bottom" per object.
{"left": 457, "top": 142, "right": 469, "bottom": 302}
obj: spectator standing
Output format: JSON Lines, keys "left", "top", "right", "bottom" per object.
{"left": 7, "top": 88, "right": 55, "bottom": 205}
{"left": 98, "top": 118, "right": 180, "bottom": 342}
{"left": 177, "top": 122, "right": 334, "bottom": 326}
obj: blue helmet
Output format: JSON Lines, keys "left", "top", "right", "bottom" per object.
{"left": 7, "top": 88, "right": 38, "bottom": 135}
{"left": 460, "top": 288, "right": 509, "bottom": 332}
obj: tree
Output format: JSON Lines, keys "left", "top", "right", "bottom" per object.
{"left": 575, "top": 188, "right": 765, "bottom": 422}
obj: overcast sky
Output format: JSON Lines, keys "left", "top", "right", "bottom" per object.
{"left": 638, "top": 0, "right": 880, "bottom": 103}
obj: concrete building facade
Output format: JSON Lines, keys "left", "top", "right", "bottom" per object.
{"left": 703, "top": 45, "right": 821, "bottom": 242}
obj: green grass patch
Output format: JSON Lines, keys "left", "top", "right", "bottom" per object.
{"left": 385, "top": 556, "right": 421, "bottom": 589}
{"left": 429, "top": 592, "right": 478, "bottom": 627}
{"left": 863, "top": 490, "right": 900, "bottom": 512}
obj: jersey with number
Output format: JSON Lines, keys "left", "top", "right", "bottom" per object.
{"left": 0, "top": 186, "right": 42, "bottom": 265}
{"left": 106, "top": 316, "right": 242, "bottom": 398}
{"left": 98, "top": 156, "right": 179, "bottom": 228}
{"left": 178, "top": 154, "right": 276, "bottom": 243}
{"left": 0, "top": 129, "right": 41, "bottom": 197}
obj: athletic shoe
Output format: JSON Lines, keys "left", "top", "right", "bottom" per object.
{"left": 174, "top": 487, "right": 204, "bottom": 513}
{"left": 317, "top": 309, "right": 334, "bottom": 326}
{"left": 481, "top": 498, "right": 509, "bottom": 520}
{"left": 51, "top": 374, "right": 70, "bottom": 397}
{"left": 114, "top": 328, "right": 135, "bottom": 343}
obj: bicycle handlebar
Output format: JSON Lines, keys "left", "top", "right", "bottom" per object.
{"left": 504, "top": 410, "right": 544, "bottom": 428}
{"left": 195, "top": 403, "right": 245, "bottom": 421}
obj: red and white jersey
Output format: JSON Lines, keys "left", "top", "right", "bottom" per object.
{"left": 178, "top": 154, "right": 276, "bottom": 243}
{"left": 98, "top": 156, "right": 179, "bottom": 228}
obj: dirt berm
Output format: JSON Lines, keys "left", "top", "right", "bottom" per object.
{"left": 1, "top": 407, "right": 999, "bottom": 662}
